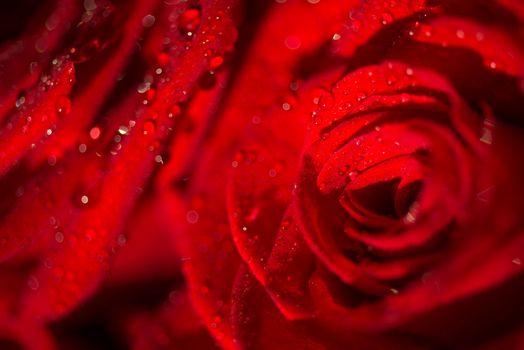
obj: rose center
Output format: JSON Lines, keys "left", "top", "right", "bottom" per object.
{"left": 347, "top": 179, "right": 423, "bottom": 220}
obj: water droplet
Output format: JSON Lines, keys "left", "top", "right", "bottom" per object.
{"left": 209, "top": 55, "right": 224, "bottom": 70}
{"left": 475, "top": 32, "right": 485, "bottom": 41}
{"left": 89, "top": 126, "right": 101, "bottom": 140}
{"left": 137, "top": 82, "right": 150, "bottom": 94}
{"left": 117, "top": 234, "right": 126, "bottom": 247}
{"left": 168, "top": 104, "right": 181, "bottom": 118}
{"left": 156, "top": 52, "right": 170, "bottom": 67}
{"left": 476, "top": 186, "right": 495, "bottom": 203}
{"left": 386, "top": 75, "right": 397, "bottom": 86}
{"left": 56, "top": 95, "right": 71, "bottom": 116}
{"left": 144, "top": 88, "right": 156, "bottom": 104}
{"left": 118, "top": 125, "right": 129, "bottom": 135}
{"left": 419, "top": 24, "right": 433, "bottom": 37}
{"left": 338, "top": 165, "right": 349, "bottom": 176}
{"left": 356, "top": 92, "right": 367, "bottom": 102}
{"left": 84, "top": 0, "right": 97, "bottom": 11}
{"left": 186, "top": 210, "right": 198, "bottom": 224}
{"left": 35, "top": 37, "right": 48, "bottom": 53}
{"left": 403, "top": 203, "right": 419, "bottom": 223}
{"left": 55, "top": 231, "right": 64, "bottom": 243}
{"left": 148, "top": 140, "right": 161, "bottom": 152}
{"left": 280, "top": 218, "right": 291, "bottom": 230}
{"left": 142, "top": 120, "right": 156, "bottom": 135}
{"left": 178, "top": 8, "right": 201, "bottom": 36}
{"left": 284, "top": 35, "right": 301, "bottom": 50}
{"left": 15, "top": 93, "right": 26, "bottom": 108}
{"left": 480, "top": 128, "right": 492, "bottom": 144}
{"left": 487, "top": 60, "right": 499, "bottom": 70}
{"left": 28, "top": 276, "right": 40, "bottom": 290}
{"left": 512, "top": 258, "right": 521, "bottom": 266}
{"left": 47, "top": 155, "right": 57, "bottom": 166}
{"left": 318, "top": 90, "right": 333, "bottom": 110}
{"left": 380, "top": 12, "right": 394, "bottom": 25}
{"left": 142, "top": 14, "right": 156, "bottom": 28}
{"left": 71, "top": 39, "right": 102, "bottom": 63}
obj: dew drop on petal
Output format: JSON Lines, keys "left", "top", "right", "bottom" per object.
{"left": 117, "top": 234, "right": 127, "bottom": 247}
{"left": 137, "top": 82, "right": 150, "bottom": 94}
{"left": 178, "top": 8, "right": 201, "bottom": 36}
{"left": 56, "top": 95, "right": 71, "bottom": 116}
{"left": 47, "top": 155, "right": 57, "bottom": 166}
{"left": 142, "top": 14, "right": 156, "bottom": 28}
{"left": 27, "top": 276, "right": 40, "bottom": 290}
{"left": 55, "top": 231, "right": 64, "bottom": 243}
{"left": 84, "top": 0, "right": 97, "bottom": 11}
{"left": 356, "top": 92, "right": 367, "bottom": 102}
{"left": 168, "top": 104, "right": 181, "bottom": 118}
{"left": 419, "top": 24, "right": 433, "bottom": 37}
{"left": 142, "top": 120, "right": 156, "bottom": 135}
{"left": 318, "top": 90, "right": 334, "bottom": 110}
{"left": 144, "top": 88, "right": 156, "bottom": 104}
{"left": 156, "top": 52, "right": 170, "bottom": 67}
{"left": 284, "top": 35, "right": 301, "bottom": 50}
{"left": 475, "top": 32, "right": 485, "bottom": 41}
{"left": 15, "top": 94, "right": 26, "bottom": 108}
{"left": 338, "top": 165, "right": 349, "bottom": 176}
{"left": 280, "top": 218, "right": 291, "bottom": 230}
{"left": 386, "top": 75, "right": 397, "bottom": 86}
{"left": 209, "top": 55, "right": 224, "bottom": 70}
{"left": 380, "top": 12, "right": 394, "bottom": 25}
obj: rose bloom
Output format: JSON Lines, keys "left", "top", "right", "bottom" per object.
{"left": 0, "top": 0, "right": 523, "bottom": 349}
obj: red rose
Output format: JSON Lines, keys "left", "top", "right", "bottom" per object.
{"left": 1, "top": 0, "right": 524, "bottom": 349}
{"left": 176, "top": 0, "right": 524, "bottom": 349}
{"left": 0, "top": 0, "right": 237, "bottom": 348}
